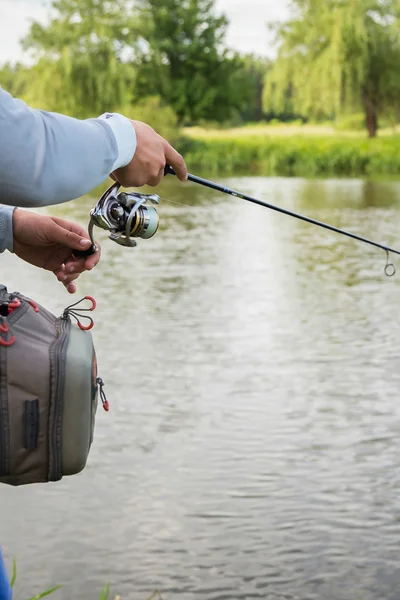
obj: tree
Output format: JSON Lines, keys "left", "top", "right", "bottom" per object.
{"left": 263, "top": 0, "right": 400, "bottom": 137}
{"left": 18, "top": 0, "right": 253, "bottom": 126}
{"left": 0, "top": 63, "right": 29, "bottom": 99}
{"left": 132, "top": 0, "right": 241, "bottom": 124}
{"left": 21, "top": 0, "right": 136, "bottom": 117}
{"left": 237, "top": 55, "right": 271, "bottom": 122}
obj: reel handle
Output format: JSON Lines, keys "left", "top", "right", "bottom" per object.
{"left": 73, "top": 244, "right": 98, "bottom": 259}
{"left": 164, "top": 165, "right": 175, "bottom": 176}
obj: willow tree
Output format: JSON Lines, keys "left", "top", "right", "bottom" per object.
{"left": 0, "top": 63, "right": 29, "bottom": 100}
{"left": 21, "top": 0, "right": 136, "bottom": 117}
{"left": 264, "top": 0, "right": 400, "bottom": 137}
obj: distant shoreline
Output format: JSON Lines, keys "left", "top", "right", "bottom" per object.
{"left": 179, "top": 124, "right": 400, "bottom": 178}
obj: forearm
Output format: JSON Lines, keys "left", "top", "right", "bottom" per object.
{"left": 0, "top": 87, "right": 136, "bottom": 207}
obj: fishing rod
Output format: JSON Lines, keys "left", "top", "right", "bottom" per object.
{"left": 165, "top": 165, "right": 400, "bottom": 277}
{"left": 75, "top": 165, "right": 400, "bottom": 277}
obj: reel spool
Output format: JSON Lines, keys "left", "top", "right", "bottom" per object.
{"left": 85, "top": 183, "right": 161, "bottom": 250}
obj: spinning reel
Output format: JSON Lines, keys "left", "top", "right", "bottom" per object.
{"left": 76, "top": 182, "right": 161, "bottom": 256}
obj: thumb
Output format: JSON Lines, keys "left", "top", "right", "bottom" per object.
{"left": 47, "top": 222, "right": 91, "bottom": 251}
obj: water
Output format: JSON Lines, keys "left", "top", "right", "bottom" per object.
{"left": 1, "top": 176, "right": 400, "bottom": 600}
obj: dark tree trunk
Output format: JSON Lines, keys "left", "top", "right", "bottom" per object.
{"left": 364, "top": 94, "right": 378, "bottom": 138}
{"left": 255, "top": 76, "right": 263, "bottom": 121}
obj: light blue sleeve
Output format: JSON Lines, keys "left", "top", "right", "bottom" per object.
{"left": 0, "top": 87, "right": 137, "bottom": 207}
{"left": 0, "top": 86, "right": 137, "bottom": 253}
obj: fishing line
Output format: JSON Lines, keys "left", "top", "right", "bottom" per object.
{"left": 165, "top": 166, "right": 400, "bottom": 277}
{"left": 163, "top": 197, "right": 194, "bottom": 209}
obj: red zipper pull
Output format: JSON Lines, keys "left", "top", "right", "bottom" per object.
{"left": 97, "top": 378, "right": 110, "bottom": 412}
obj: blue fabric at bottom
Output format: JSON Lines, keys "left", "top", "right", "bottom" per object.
{"left": 0, "top": 549, "right": 11, "bottom": 600}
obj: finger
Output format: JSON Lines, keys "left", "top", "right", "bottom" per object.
{"left": 114, "top": 169, "right": 147, "bottom": 187}
{"left": 50, "top": 217, "right": 90, "bottom": 239}
{"left": 65, "top": 281, "right": 77, "bottom": 294}
{"left": 64, "top": 259, "right": 87, "bottom": 276}
{"left": 53, "top": 265, "right": 67, "bottom": 283}
{"left": 62, "top": 271, "right": 81, "bottom": 285}
{"left": 147, "top": 166, "right": 165, "bottom": 187}
{"left": 84, "top": 242, "right": 101, "bottom": 271}
{"left": 164, "top": 143, "right": 187, "bottom": 181}
{"left": 47, "top": 221, "right": 92, "bottom": 252}
{"left": 54, "top": 266, "right": 81, "bottom": 287}
{"left": 64, "top": 243, "right": 101, "bottom": 274}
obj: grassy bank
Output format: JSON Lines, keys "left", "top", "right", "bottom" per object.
{"left": 178, "top": 124, "right": 400, "bottom": 177}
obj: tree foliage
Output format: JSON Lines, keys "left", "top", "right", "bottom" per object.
{"left": 132, "top": 0, "right": 248, "bottom": 123}
{"left": 263, "top": 0, "right": 400, "bottom": 136}
{"left": 20, "top": 0, "right": 136, "bottom": 117}
{"left": 0, "top": 0, "right": 265, "bottom": 126}
{"left": 7, "top": 0, "right": 400, "bottom": 136}
{"left": 232, "top": 55, "right": 271, "bottom": 123}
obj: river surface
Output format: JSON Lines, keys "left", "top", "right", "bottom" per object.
{"left": 2, "top": 176, "right": 400, "bottom": 600}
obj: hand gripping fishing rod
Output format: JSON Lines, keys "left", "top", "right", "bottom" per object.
{"left": 165, "top": 165, "right": 400, "bottom": 277}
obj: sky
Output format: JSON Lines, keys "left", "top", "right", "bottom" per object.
{"left": 0, "top": 0, "right": 290, "bottom": 64}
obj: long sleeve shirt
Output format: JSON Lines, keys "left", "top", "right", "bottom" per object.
{"left": 0, "top": 86, "right": 137, "bottom": 253}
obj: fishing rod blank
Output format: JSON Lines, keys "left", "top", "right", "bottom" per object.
{"left": 165, "top": 165, "right": 399, "bottom": 276}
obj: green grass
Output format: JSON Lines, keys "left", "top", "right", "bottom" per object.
{"left": 177, "top": 126, "right": 400, "bottom": 177}
{"left": 183, "top": 121, "right": 400, "bottom": 138}
{"left": 10, "top": 559, "right": 163, "bottom": 600}
{"left": 10, "top": 559, "right": 62, "bottom": 600}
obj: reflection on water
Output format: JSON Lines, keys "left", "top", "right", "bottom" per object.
{"left": 1, "top": 177, "right": 400, "bottom": 600}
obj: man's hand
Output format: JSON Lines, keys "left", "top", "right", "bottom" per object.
{"left": 111, "top": 120, "right": 188, "bottom": 188}
{"left": 12, "top": 209, "right": 101, "bottom": 294}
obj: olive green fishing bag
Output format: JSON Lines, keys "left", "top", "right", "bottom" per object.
{"left": 0, "top": 285, "right": 108, "bottom": 487}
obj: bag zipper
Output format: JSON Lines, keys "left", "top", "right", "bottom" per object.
{"left": 48, "top": 317, "right": 70, "bottom": 481}
{"left": 0, "top": 342, "right": 10, "bottom": 477}
{"left": 0, "top": 297, "right": 30, "bottom": 478}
